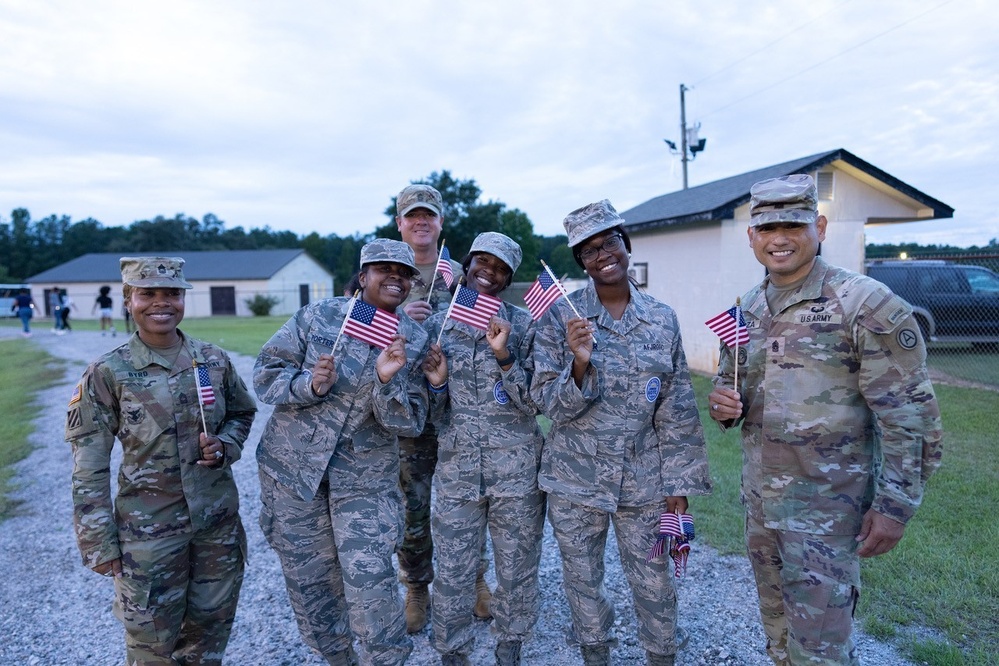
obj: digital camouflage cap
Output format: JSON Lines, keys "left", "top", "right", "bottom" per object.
{"left": 359, "top": 238, "right": 421, "bottom": 276}
{"left": 749, "top": 174, "right": 819, "bottom": 227}
{"left": 563, "top": 199, "right": 625, "bottom": 247}
{"left": 396, "top": 184, "right": 444, "bottom": 217}
{"left": 119, "top": 256, "right": 193, "bottom": 289}
{"left": 466, "top": 231, "right": 523, "bottom": 274}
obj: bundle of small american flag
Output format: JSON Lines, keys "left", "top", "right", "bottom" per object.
{"left": 646, "top": 512, "right": 696, "bottom": 578}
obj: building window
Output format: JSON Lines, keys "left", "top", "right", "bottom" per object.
{"left": 817, "top": 172, "right": 834, "bottom": 201}
{"left": 629, "top": 262, "right": 648, "bottom": 287}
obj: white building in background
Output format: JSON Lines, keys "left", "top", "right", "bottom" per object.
{"left": 26, "top": 249, "right": 335, "bottom": 320}
{"left": 619, "top": 148, "right": 954, "bottom": 375}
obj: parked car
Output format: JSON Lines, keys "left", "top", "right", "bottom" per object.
{"left": 866, "top": 260, "right": 999, "bottom": 345}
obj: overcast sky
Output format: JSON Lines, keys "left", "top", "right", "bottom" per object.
{"left": 1, "top": 0, "right": 994, "bottom": 247}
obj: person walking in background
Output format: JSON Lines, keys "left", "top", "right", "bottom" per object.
{"left": 253, "top": 239, "right": 429, "bottom": 666}
{"left": 49, "top": 285, "right": 63, "bottom": 334}
{"left": 707, "top": 174, "right": 943, "bottom": 665}
{"left": 66, "top": 256, "right": 256, "bottom": 666}
{"left": 422, "top": 232, "right": 545, "bottom": 666}
{"left": 11, "top": 287, "right": 35, "bottom": 336}
{"left": 122, "top": 301, "right": 134, "bottom": 333}
{"left": 92, "top": 285, "right": 117, "bottom": 336}
{"left": 393, "top": 183, "right": 493, "bottom": 632}
{"left": 59, "top": 288, "right": 77, "bottom": 332}
{"left": 531, "top": 200, "right": 711, "bottom": 666}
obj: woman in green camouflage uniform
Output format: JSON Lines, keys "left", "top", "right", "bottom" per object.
{"left": 66, "top": 256, "right": 257, "bottom": 666}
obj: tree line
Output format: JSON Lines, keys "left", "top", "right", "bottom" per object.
{"left": 0, "top": 170, "right": 587, "bottom": 289}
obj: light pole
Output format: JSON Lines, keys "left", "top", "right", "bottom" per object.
{"left": 664, "top": 83, "right": 707, "bottom": 190}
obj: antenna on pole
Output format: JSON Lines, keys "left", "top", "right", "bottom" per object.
{"left": 664, "top": 83, "right": 707, "bottom": 190}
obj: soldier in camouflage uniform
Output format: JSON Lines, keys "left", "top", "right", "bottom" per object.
{"left": 254, "top": 239, "right": 429, "bottom": 666}
{"left": 67, "top": 256, "right": 256, "bottom": 666}
{"left": 708, "top": 175, "right": 944, "bottom": 666}
{"left": 421, "top": 232, "right": 545, "bottom": 666}
{"left": 393, "top": 184, "right": 493, "bottom": 632}
{"left": 531, "top": 201, "right": 712, "bottom": 666}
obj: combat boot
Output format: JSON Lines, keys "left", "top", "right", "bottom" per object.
{"left": 405, "top": 583, "right": 430, "bottom": 633}
{"left": 473, "top": 571, "right": 493, "bottom": 620}
{"left": 580, "top": 644, "right": 611, "bottom": 666}
{"left": 441, "top": 652, "right": 471, "bottom": 666}
{"left": 494, "top": 639, "right": 521, "bottom": 666}
{"left": 646, "top": 651, "right": 675, "bottom": 666}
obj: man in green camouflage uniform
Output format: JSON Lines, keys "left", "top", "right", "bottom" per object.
{"left": 254, "top": 239, "right": 429, "bottom": 666}
{"left": 393, "top": 184, "right": 493, "bottom": 633}
{"left": 708, "top": 174, "right": 944, "bottom": 665}
{"left": 532, "top": 201, "right": 712, "bottom": 666}
{"left": 67, "top": 256, "right": 256, "bottom": 666}
{"left": 422, "top": 233, "right": 545, "bottom": 666}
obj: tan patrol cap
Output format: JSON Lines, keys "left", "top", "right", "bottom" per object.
{"left": 749, "top": 174, "right": 818, "bottom": 227}
{"left": 119, "top": 256, "right": 193, "bottom": 289}
{"left": 396, "top": 184, "right": 443, "bottom": 217}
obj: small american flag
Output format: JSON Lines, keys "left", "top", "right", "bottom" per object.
{"left": 449, "top": 284, "right": 502, "bottom": 331}
{"left": 705, "top": 305, "right": 750, "bottom": 347}
{"left": 436, "top": 246, "right": 454, "bottom": 288}
{"left": 196, "top": 365, "right": 216, "bottom": 406}
{"left": 343, "top": 298, "right": 400, "bottom": 350}
{"left": 524, "top": 271, "right": 563, "bottom": 320}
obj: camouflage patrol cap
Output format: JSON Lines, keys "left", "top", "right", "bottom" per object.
{"left": 359, "top": 238, "right": 421, "bottom": 276}
{"left": 749, "top": 174, "right": 818, "bottom": 227}
{"left": 119, "top": 256, "right": 193, "bottom": 289}
{"left": 563, "top": 199, "right": 624, "bottom": 247}
{"left": 397, "top": 184, "right": 444, "bottom": 217}
{"left": 466, "top": 231, "right": 523, "bottom": 274}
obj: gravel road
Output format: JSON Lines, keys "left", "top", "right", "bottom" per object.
{"left": 0, "top": 327, "right": 917, "bottom": 665}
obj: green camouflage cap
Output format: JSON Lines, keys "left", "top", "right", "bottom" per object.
{"left": 466, "top": 231, "right": 522, "bottom": 274}
{"left": 359, "top": 238, "right": 421, "bottom": 276}
{"left": 563, "top": 199, "right": 624, "bottom": 247}
{"left": 396, "top": 184, "right": 443, "bottom": 217}
{"left": 749, "top": 174, "right": 818, "bottom": 227}
{"left": 119, "top": 256, "right": 193, "bottom": 289}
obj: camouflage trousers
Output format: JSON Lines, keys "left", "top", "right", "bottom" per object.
{"left": 397, "top": 430, "right": 438, "bottom": 584}
{"left": 258, "top": 470, "right": 412, "bottom": 666}
{"left": 745, "top": 514, "right": 861, "bottom": 666}
{"left": 430, "top": 488, "right": 546, "bottom": 656}
{"left": 548, "top": 496, "right": 679, "bottom": 655}
{"left": 114, "top": 516, "right": 246, "bottom": 666}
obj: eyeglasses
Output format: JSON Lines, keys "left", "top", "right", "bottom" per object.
{"left": 579, "top": 234, "right": 624, "bottom": 264}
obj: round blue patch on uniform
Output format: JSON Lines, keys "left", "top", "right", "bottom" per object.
{"left": 493, "top": 380, "right": 510, "bottom": 405}
{"left": 645, "top": 376, "right": 661, "bottom": 402}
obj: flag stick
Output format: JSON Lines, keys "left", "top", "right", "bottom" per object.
{"left": 435, "top": 277, "right": 464, "bottom": 347}
{"left": 331, "top": 291, "right": 359, "bottom": 356}
{"left": 733, "top": 297, "right": 741, "bottom": 393}
{"left": 193, "top": 360, "right": 208, "bottom": 435}
{"left": 425, "top": 239, "right": 447, "bottom": 302}
{"left": 541, "top": 259, "right": 582, "bottom": 318}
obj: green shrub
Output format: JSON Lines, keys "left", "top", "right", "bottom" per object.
{"left": 244, "top": 294, "right": 282, "bottom": 316}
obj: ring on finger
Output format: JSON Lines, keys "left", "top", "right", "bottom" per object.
{"left": 214, "top": 450, "right": 223, "bottom": 459}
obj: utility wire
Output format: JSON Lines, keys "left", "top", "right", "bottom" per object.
{"left": 690, "top": 0, "right": 856, "bottom": 88}
{"left": 697, "top": 0, "right": 956, "bottom": 120}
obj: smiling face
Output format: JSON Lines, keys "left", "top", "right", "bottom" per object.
{"left": 747, "top": 216, "right": 827, "bottom": 286}
{"left": 127, "top": 287, "right": 186, "bottom": 346}
{"left": 359, "top": 262, "right": 414, "bottom": 311}
{"left": 465, "top": 253, "right": 512, "bottom": 297}
{"left": 577, "top": 230, "right": 630, "bottom": 286}
{"left": 396, "top": 207, "right": 442, "bottom": 255}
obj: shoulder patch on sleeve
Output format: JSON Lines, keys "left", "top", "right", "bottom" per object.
{"left": 69, "top": 382, "right": 82, "bottom": 406}
{"left": 858, "top": 291, "right": 912, "bottom": 335}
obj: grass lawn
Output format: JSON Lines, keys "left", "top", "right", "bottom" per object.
{"left": 0, "top": 338, "right": 65, "bottom": 519}
{"left": 690, "top": 373, "right": 999, "bottom": 665}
